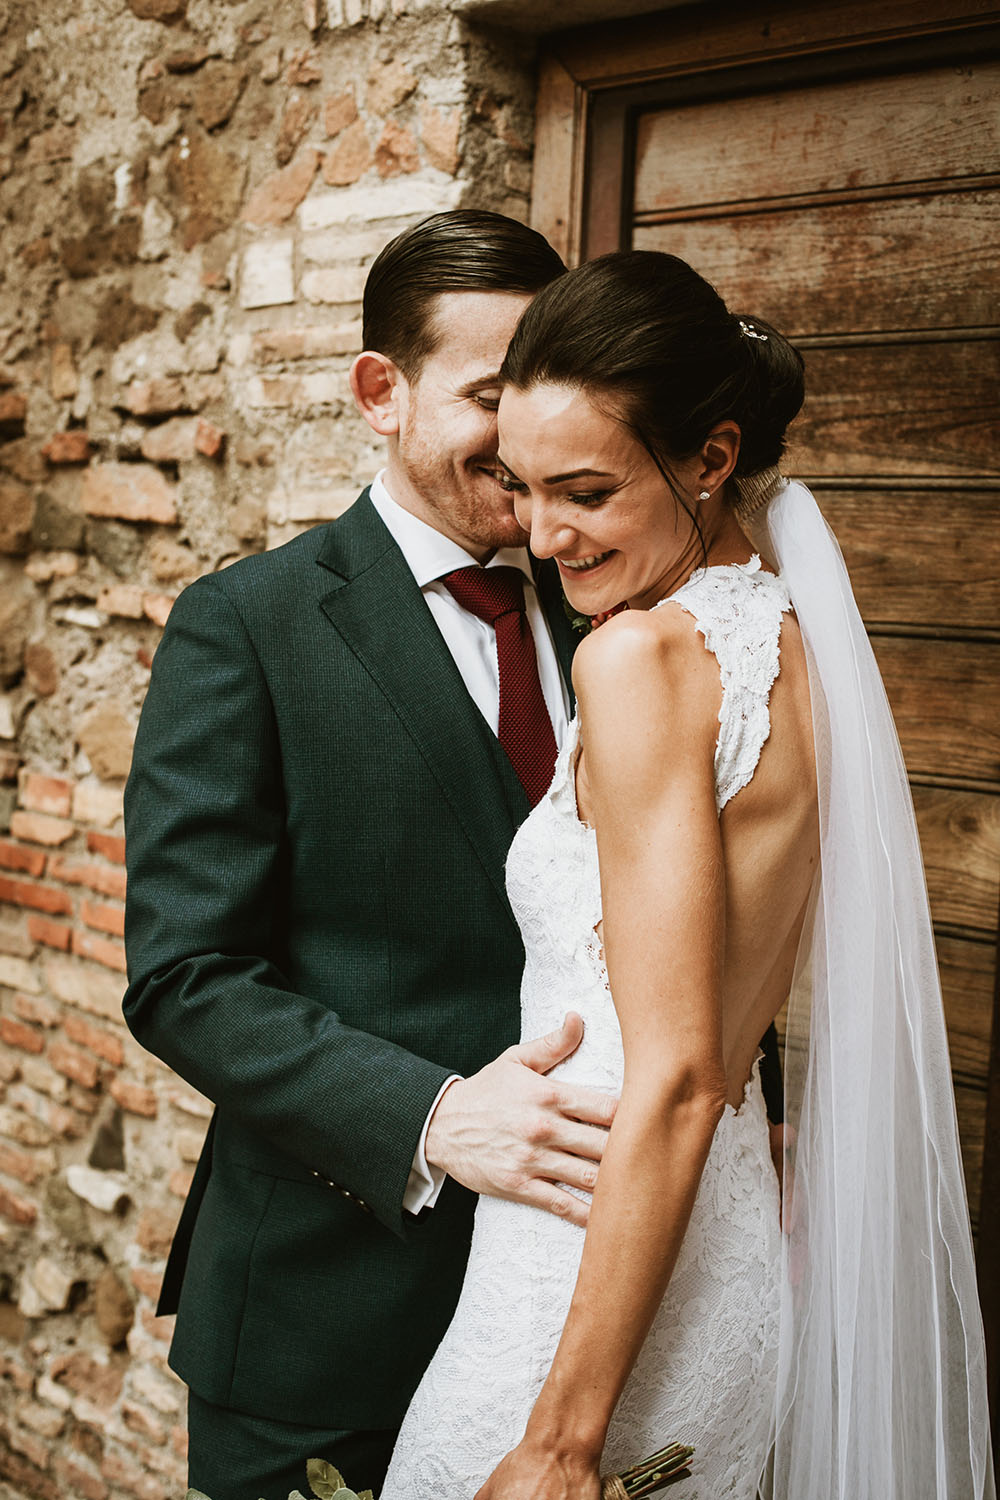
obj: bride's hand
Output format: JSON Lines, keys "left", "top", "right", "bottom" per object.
{"left": 473, "top": 1439, "right": 603, "bottom": 1500}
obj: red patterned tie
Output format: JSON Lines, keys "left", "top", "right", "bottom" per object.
{"left": 443, "top": 566, "right": 558, "bottom": 807}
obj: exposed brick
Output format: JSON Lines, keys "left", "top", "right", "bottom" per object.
{"left": 0, "top": 1141, "right": 50, "bottom": 1184}
{"left": 7, "top": 1084, "right": 84, "bottom": 1139}
{"left": 81, "top": 463, "right": 178, "bottom": 526}
{"left": 0, "top": 839, "right": 46, "bottom": 877}
{"left": 0, "top": 1017, "right": 45, "bottom": 1055}
{"left": 0, "top": 1183, "right": 37, "bottom": 1225}
{"left": 242, "top": 148, "right": 320, "bottom": 226}
{"left": 19, "top": 1057, "right": 69, "bottom": 1100}
{"left": 168, "top": 1167, "right": 194, "bottom": 1197}
{"left": 366, "top": 56, "right": 417, "bottom": 115}
{"left": 18, "top": 773, "right": 74, "bottom": 818}
{"left": 14, "top": 991, "right": 60, "bottom": 1026}
{"left": 0, "top": 875, "right": 72, "bottom": 915}
{"left": 63, "top": 1013, "right": 124, "bottom": 1066}
{"left": 51, "top": 1352, "right": 124, "bottom": 1406}
{"left": 121, "top": 379, "right": 187, "bottom": 416}
{"left": 141, "top": 1306, "right": 174, "bottom": 1344}
{"left": 420, "top": 100, "right": 461, "bottom": 176}
{"left": 135, "top": 1205, "right": 177, "bottom": 1257}
{"left": 195, "top": 417, "right": 225, "bottom": 459}
{"left": 86, "top": 832, "right": 126, "bottom": 864}
{"left": 0, "top": 1352, "right": 35, "bottom": 1391}
{"left": 139, "top": 417, "right": 199, "bottom": 464}
{"left": 130, "top": 1365, "right": 181, "bottom": 1416}
{"left": 374, "top": 119, "right": 420, "bottom": 178}
{"left": 74, "top": 783, "right": 124, "bottom": 830}
{"left": 49, "top": 1042, "right": 101, "bottom": 1090}
{"left": 50, "top": 343, "right": 79, "bottom": 401}
{"left": 97, "top": 584, "right": 145, "bottom": 619}
{"left": 121, "top": 1399, "right": 167, "bottom": 1445}
{"left": 53, "top": 1458, "right": 108, "bottom": 1500}
{"left": 0, "top": 391, "right": 27, "bottom": 437}
{"left": 41, "top": 431, "right": 92, "bottom": 464}
{"left": 16, "top": 1397, "right": 66, "bottom": 1440}
{"left": 0, "top": 953, "right": 43, "bottom": 993}
{"left": 24, "top": 641, "right": 59, "bottom": 697}
{"left": 323, "top": 88, "right": 357, "bottom": 138}
{"left": 24, "top": 552, "right": 79, "bottom": 584}
{"left": 322, "top": 120, "right": 371, "bottom": 187}
{"left": 47, "top": 856, "right": 127, "bottom": 901}
{"left": 72, "top": 929, "right": 127, "bottom": 972}
{"left": 44, "top": 956, "right": 125, "bottom": 1026}
{"left": 101, "top": 1447, "right": 167, "bottom": 1500}
{"left": 9, "top": 811, "right": 75, "bottom": 847}
{"left": 142, "top": 593, "right": 175, "bottom": 628}
{"left": 129, "top": 1267, "right": 163, "bottom": 1301}
{"left": 110, "top": 1077, "right": 157, "bottom": 1118}
{"left": 81, "top": 899, "right": 125, "bottom": 937}
{"left": 0, "top": 1103, "right": 53, "bottom": 1147}
{"left": 6, "top": 1423, "right": 50, "bottom": 1471}
{"left": 27, "top": 913, "right": 72, "bottom": 951}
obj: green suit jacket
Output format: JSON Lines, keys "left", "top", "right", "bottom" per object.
{"left": 123, "top": 491, "right": 578, "bottom": 1429}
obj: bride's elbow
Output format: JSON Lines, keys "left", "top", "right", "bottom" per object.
{"left": 626, "top": 1061, "right": 728, "bottom": 1133}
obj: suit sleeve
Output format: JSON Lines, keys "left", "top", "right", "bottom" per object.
{"left": 123, "top": 577, "right": 452, "bottom": 1238}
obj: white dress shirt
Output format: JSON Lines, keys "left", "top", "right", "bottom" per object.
{"left": 369, "top": 472, "right": 571, "bottom": 1212}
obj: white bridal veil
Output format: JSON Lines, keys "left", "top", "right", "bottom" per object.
{"left": 738, "top": 474, "right": 995, "bottom": 1499}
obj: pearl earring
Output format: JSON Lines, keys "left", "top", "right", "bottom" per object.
{"left": 698, "top": 490, "right": 711, "bottom": 501}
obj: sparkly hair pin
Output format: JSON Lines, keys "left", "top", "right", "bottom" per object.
{"left": 738, "top": 319, "right": 769, "bottom": 342}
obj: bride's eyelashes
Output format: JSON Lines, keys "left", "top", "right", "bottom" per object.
{"left": 566, "top": 490, "right": 611, "bottom": 508}
{"left": 497, "top": 472, "right": 528, "bottom": 493}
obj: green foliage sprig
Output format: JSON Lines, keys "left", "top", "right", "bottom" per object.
{"left": 186, "top": 1457, "right": 373, "bottom": 1500}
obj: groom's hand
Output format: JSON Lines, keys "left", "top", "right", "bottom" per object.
{"left": 424, "top": 1012, "right": 616, "bottom": 1228}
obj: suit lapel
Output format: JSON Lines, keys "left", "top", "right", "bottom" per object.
{"left": 317, "top": 495, "right": 525, "bottom": 925}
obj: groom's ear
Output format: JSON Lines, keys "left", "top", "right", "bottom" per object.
{"left": 350, "top": 351, "right": 405, "bottom": 437}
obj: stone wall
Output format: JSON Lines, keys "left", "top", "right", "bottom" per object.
{"left": 0, "top": 1, "right": 537, "bottom": 1494}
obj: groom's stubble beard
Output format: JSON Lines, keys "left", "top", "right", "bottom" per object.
{"left": 397, "top": 391, "right": 531, "bottom": 555}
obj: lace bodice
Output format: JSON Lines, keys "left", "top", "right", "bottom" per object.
{"left": 663, "top": 554, "right": 792, "bottom": 810}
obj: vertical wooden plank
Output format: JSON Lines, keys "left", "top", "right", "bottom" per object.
{"left": 530, "top": 54, "right": 586, "bottom": 267}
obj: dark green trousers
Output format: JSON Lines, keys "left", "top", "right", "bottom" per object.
{"left": 187, "top": 1392, "right": 397, "bottom": 1500}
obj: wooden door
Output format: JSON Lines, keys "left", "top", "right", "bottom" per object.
{"left": 531, "top": 0, "right": 1000, "bottom": 1418}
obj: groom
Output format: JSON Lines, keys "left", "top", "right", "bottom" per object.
{"left": 122, "top": 211, "right": 618, "bottom": 1500}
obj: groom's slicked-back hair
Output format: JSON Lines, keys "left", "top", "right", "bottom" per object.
{"left": 362, "top": 210, "right": 565, "bottom": 378}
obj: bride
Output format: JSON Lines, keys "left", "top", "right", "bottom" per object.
{"left": 380, "top": 253, "right": 993, "bottom": 1500}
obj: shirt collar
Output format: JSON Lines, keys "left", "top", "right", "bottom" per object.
{"left": 370, "top": 471, "right": 535, "bottom": 590}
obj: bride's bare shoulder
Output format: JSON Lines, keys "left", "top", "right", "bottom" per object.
{"left": 571, "top": 603, "right": 721, "bottom": 740}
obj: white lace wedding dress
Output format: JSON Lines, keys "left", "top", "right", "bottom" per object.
{"left": 382, "top": 558, "right": 790, "bottom": 1500}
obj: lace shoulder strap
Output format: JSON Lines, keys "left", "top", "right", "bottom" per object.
{"left": 658, "top": 557, "right": 792, "bottom": 810}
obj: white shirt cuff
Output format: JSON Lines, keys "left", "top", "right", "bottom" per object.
{"left": 403, "top": 1075, "right": 462, "bottom": 1214}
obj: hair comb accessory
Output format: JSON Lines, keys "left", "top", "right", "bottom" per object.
{"left": 738, "top": 318, "right": 769, "bottom": 342}
{"left": 732, "top": 465, "right": 784, "bottom": 521}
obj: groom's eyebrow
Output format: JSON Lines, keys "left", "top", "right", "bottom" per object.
{"left": 457, "top": 373, "right": 501, "bottom": 394}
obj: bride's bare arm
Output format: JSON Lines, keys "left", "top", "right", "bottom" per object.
{"left": 477, "top": 607, "right": 729, "bottom": 1500}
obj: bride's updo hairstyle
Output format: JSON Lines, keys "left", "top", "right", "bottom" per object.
{"left": 500, "top": 250, "right": 804, "bottom": 489}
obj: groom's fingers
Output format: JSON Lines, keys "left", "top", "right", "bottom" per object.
{"left": 510, "top": 1011, "right": 585, "bottom": 1074}
{"left": 519, "top": 1180, "right": 591, "bottom": 1229}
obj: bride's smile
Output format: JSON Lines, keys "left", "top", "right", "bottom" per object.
{"left": 496, "top": 380, "right": 751, "bottom": 614}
